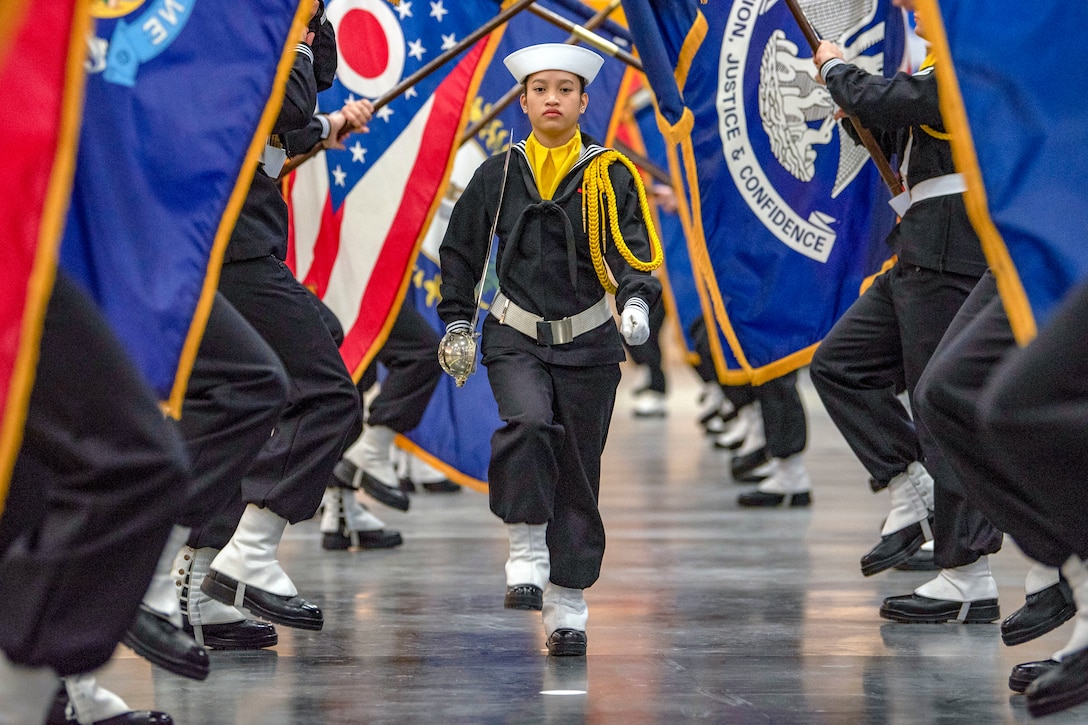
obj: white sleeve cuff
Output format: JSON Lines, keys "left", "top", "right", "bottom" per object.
{"left": 295, "top": 43, "right": 314, "bottom": 64}
{"left": 445, "top": 320, "right": 472, "bottom": 335}
{"left": 820, "top": 57, "right": 846, "bottom": 78}
{"left": 623, "top": 298, "right": 649, "bottom": 316}
{"left": 317, "top": 114, "right": 331, "bottom": 140}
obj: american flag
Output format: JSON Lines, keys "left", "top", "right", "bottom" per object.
{"left": 288, "top": 0, "right": 499, "bottom": 378}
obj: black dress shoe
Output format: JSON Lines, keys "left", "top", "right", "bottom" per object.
{"left": 202, "top": 570, "right": 323, "bottom": 631}
{"left": 49, "top": 690, "right": 175, "bottom": 725}
{"left": 860, "top": 520, "right": 928, "bottom": 577}
{"left": 737, "top": 490, "right": 811, "bottom": 507}
{"left": 731, "top": 448, "right": 769, "bottom": 481}
{"left": 893, "top": 547, "right": 941, "bottom": 571}
{"left": 422, "top": 479, "right": 462, "bottom": 493}
{"left": 547, "top": 629, "right": 587, "bottom": 657}
{"left": 183, "top": 618, "right": 278, "bottom": 650}
{"left": 399, "top": 477, "right": 417, "bottom": 493}
{"left": 1026, "top": 648, "right": 1088, "bottom": 717}
{"left": 334, "top": 459, "right": 410, "bottom": 511}
{"left": 505, "top": 584, "right": 543, "bottom": 610}
{"left": 322, "top": 528, "right": 404, "bottom": 550}
{"left": 88, "top": 713, "right": 174, "bottom": 725}
{"left": 1010, "top": 658, "right": 1060, "bottom": 693}
{"left": 122, "top": 607, "right": 210, "bottom": 680}
{"left": 879, "top": 593, "right": 1000, "bottom": 623}
{"left": 1001, "top": 579, "right": 1076, "bottom": 646}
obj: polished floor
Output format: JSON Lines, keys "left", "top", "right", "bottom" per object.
{"left": 95, "top": 366, "right": 1085, "bottom": 724}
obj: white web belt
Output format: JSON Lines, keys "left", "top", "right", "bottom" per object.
{"left": 889, "top": 173, "right": 967, "bottom": 217}
{"left": 491, "top": 291, "right": 612, "bottom": 346}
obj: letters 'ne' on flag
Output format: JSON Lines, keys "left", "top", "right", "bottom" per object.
{"left": 397, "top": 0, "right": 637, "bottom": 488}
{"left": 622, "top": 0, "right": 902, "bottom": 385}
{"left": 60, "top": 0, "right": 306, "bottom": 414}
{"left": 287, "top": 0, "right": 500, "bottom": 382}
{"left": 0, "top": 1, "right": 88, "bottom": 513}
{"left": 923, "top": 0, "right": 1088, "bottom": 343}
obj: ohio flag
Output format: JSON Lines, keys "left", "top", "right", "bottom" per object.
{"left": 287, "top": 0, "right": 500, "bottom": 379}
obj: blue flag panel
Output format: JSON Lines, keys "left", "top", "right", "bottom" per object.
{"left": 933, "top": 0, "right": 1088, "bottom": 340}
{"left": 61, "top": 1, "right": 300, "bottom": 407}
{"left": 623, "top": 0, "right": 902, "bottom": 383}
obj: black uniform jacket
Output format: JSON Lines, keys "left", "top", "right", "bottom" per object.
{"left": 825, "top": 62, "right": 987, "bottom": 278}
{"left": 438, "top": 135, "right": 662, "bottom": 367}
{"left": 225, "top": 48, "right": 318, "bottom": 263}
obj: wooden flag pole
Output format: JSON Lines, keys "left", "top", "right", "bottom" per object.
{"left": 372, "top": 0, "right": 537, "bottom": 112}
{"left": 783, "top": 0, "right": 903, "bottom": 195}
{"left": 280, "top": 0, "right": 539, "bottom": 177}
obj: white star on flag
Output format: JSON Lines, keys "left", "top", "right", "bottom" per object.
{"left": 349, "top": 141, "right": 366, "bottom": 163}
{"left": 288, "top": 0, "right": 497, "bottom": 393}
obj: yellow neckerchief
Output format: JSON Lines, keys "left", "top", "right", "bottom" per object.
{"left": 525, "top": 130, "right": 582, "bottom": 200}
{"left": 918, "top": 53, "right": 952, "bottom": 141}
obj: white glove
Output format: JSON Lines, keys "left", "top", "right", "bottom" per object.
{"left": 620, "top": 299, "right": 650, "bottom": 346}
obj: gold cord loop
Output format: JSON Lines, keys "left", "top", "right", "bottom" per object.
{"left": 581, "top": 150, "right": 664, "bottom": 293}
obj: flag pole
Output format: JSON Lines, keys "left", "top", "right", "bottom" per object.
{"left": 526, "top": 3, "right": 641, "bottom": 71}
{"left": 460, "top": 0, "right": 629, "bottom": 143}
{"left": 280, "top": 0, "right": 539, "bottom": 177}
{"left": 371, "top": 0, "right": 538, "bottom": 112}
{"left": 612, "top": 138, "right": 671, "bottom": 186}
{"left": 782, "top": 0, "right": 903, "bottom": 195}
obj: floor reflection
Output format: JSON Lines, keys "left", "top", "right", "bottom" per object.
{"left": 89, "top": 372, "right": 1086, "bottom": 724}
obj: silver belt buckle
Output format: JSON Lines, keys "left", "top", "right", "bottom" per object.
{"left": 536, "top": 317, "right": 573, "bottom": 346}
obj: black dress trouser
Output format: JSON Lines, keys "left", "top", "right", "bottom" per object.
{"left": 0, "top": 273, "right": 189, "bottom": 675}
{"left": 810, "top": 263, "right": 1001, "bottom": 569}
{"left": 182, "top": 293, "right": 289, "bottom": 549}
{"left": 914, "top": 272, "right": 1009, "bottom": 567}
{"left": 485, "top": 350, "right": 620, "bottom": 590}
{"left": 975, "top": 279, "right": 1088, "bottom": 567}
{"left": 359, "top": 303, "right": 441, "bottom": 434}
{"left": 218, "top": 256, "right": 361, "bottom": 523}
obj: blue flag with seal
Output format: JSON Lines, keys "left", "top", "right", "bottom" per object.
{"left": 925, "top": 0, "right": 1088, "bottom": 344}
{"left": 398, "top": 0, "right": 635, "bottom": 489}
{"left": 60, "top": 0, "right": 304, "bottom": 415}
{"left": 622, "top": 0, "right": 902, "bottom": 384}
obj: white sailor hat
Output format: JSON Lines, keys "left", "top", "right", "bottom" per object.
{"left": 503, "top": 43, "right": 605, "bottom": 87}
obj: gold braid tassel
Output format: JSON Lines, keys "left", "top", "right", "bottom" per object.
{"left": 917, "top": 54, "right": 952, "bottom": 141}
{"left": 582, "top": 150, "right": 664, "bottom": 294}
{"left": 920, "top": 124, "right": 952, "bottom": 141}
